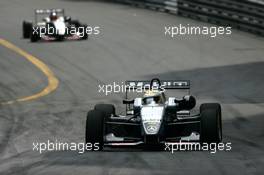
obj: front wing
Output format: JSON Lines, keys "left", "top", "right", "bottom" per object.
{"left": 104, "top": 116, "right": 201, "bottom": 146}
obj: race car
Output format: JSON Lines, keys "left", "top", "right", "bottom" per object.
{"left": 22, "top": 9, "right": 88, "bottom": 42}
{"left": 86, "top": 78, "right": 222, "bottom": 150}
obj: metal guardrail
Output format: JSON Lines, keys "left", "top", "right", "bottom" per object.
{"left": 112, "top": 0, "right": 167, "bottom": 11}
{"left": 111, "top": 0, "right": 264, "bottom": 36}
{"left": 177, "top": 0, "right": 264, "bottom": 35}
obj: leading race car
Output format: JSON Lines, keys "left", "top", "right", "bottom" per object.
{"left": 22, "top": 9, "right": 88, "bottom": 42}
{"left": 86, "top": 78, "right": 222, "bottom": 150}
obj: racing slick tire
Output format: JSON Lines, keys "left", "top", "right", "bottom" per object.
{"left": 71, "top": 20, "right": 81, "bottom": 27}
{"left": 70, "top": 20, "right": 88, "bottom": 40}
{"left": 57, "top": 35, "right": 65, "bottom": 41}
{"left": 80, "top": 25, "right": 88, "bottom": 40}
{"left": 22, "top": 21, "right": 32, "bottom": 38}
{"left": 30, "top": 26, "right": 40, "bottom": 42}
{"left": 85, "top": 110, "right": 105, "bottom": 151}
{"left": 94, "top": 104, "right": 115, "bottom": 118}
{"left": 200, "top": 103, "right": 222, "bottom": 143}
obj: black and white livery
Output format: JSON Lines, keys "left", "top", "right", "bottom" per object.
{"left": 86, "top": 78, "right": 222, "bottom": 150}
{"left": 22, "top": 9, "right": 88, "bottom": 42}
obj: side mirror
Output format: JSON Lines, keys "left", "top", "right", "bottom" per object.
{"left": 175, "top": 95, "right": 196, "bottom": 110}
{"left": 64, "top": 16, "right": 71, "bottom": 22}
{"left": 123, "top": 99, "right": 134, "bottom": 104}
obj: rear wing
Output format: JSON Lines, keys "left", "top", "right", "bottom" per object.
{"left": 34, "top": 9, "right": 65, "bottom": 23}
{"left": 125, "top": 80, "right": 190, "bottom": 90}
{"left": 124, "top": 79, "right": 190, "bottom": 99}
{"left": 35, "top": 9, "right": 64, "bottom": 14}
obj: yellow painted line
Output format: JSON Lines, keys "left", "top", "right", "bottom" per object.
{"left": 0, "top": 38, "right": 59, "bottom": 105}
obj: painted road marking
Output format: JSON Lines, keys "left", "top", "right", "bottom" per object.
{"left": 0, "top": 38, "right": 59, "bottom": 105}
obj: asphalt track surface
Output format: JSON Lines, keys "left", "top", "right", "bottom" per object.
{"left": 0, "top": 0, "right": 264, "bottom": 174}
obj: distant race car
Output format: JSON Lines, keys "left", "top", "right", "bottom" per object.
{"left": 22, "top": 9, "right": 88, "bottom": 42}
{"left": 86, "top": 78, "right": 222, "bottom": 150}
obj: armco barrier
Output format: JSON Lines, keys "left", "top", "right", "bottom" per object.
{"left": 111, "top": 0, "right": 264, "bottom": 36}
{"left": 112, "top": 0, "right": 167, "bottom": 11}
{"left": 177, "top": 0, "right": 264, "bottom": 35}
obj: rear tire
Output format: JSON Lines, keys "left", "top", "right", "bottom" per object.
{"left": 57, "top": 35, "right": 65, "bottom": 41}
{"left": 22, "top": 21, "right": 32, "bottom": 38}
{"left": 85, "top": 110, "right": 105, "bottom": 151}
{"left": 70, "top": 20, "right": 88, "bottom": 40}
{"left": 71, "top": 20, "right": 81, "bottom": 27}
{"left": 94, "top": 104, "right": 115, "bottom": 118}
{"left": 200, "top": 103, "right": 222, "bottom": 143}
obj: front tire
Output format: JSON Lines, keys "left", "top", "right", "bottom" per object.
{"left": 30, "top": 26, "right": 40, "bottom": 42}
{"left": 85, "top": 110, "right": 105, "bottom": 151}
{"left": 200, "top": 103, "right": 222, "bottom": 143}
{"left": 94, "top": 104, "right": 115, "bottom": 118}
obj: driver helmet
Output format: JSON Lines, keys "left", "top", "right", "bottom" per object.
{"left": 50, "top": 12, "right": 58, "bottom": 21}
{"left": 143, "top": 90, "right": 162, "bottom": 105}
